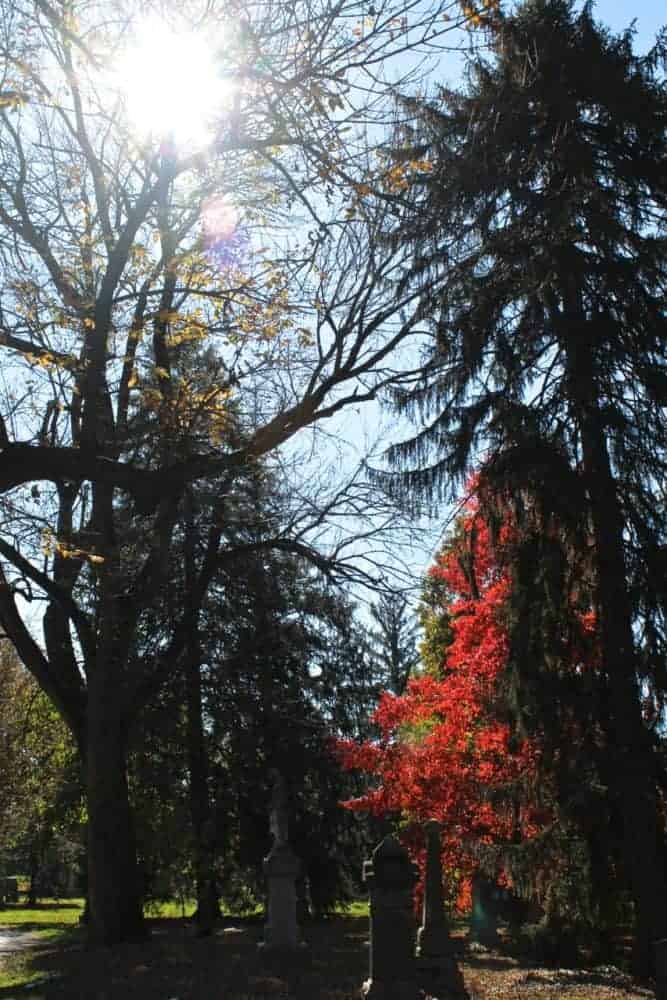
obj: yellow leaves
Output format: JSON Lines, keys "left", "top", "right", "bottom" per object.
{"left": 383, "top": 162, "right": 412, "bottom": 193}
{"left": 129, "top": 244, "right": 153, "bottom": 274}
{"left": 380, "top": 157, "right": 435, "bottom": 194}
{"left": 166, "top": 321, "right": 207, "bottom": 348}
{"left": 139, "top": 385, "right": 163, "bottom": 411}
{"left": 157, "top": 309, "right": 179, "bottom": 325}
{"left": 228, "top": 284, "right": 293, "bottom": 343}
{"left": 152, "top": 378, "right": 235, "bottom": 446}
{"left": 297, "top": 327, "right": 314, "bottom": 348}
{"left": 83, "top": 318, "right": 95, "bottom": 329}
{"left": 162, "top": 308, "right": 208, "bottom": 348}
{"left": 23, "top": 350, "right": 76, "bottom": 371}
{"left": 407, "top": 159, "right": 434, "bottom": 173}
{"left": 41, "top": 528, "right": 104, "bottom": 566}
{"left": 460, "top": 0, "right": 500, "bottom": 28}
{"left": 62, "top": 9, "right": 81, "bottom": 34}
{"left": 0, "top": 90, "right": 29, "bottom": 110}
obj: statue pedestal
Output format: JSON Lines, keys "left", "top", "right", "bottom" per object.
{"left": 260, "top": 843, "right": 301, "bottom": 952}
{"left": 415, "top": 821, "right": 468, "bottom": 999}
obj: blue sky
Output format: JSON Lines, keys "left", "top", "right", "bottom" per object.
{"left": 596, "top": 0, "right": 664, "bottom": 50}
{"left": 365, "top": 0, "right": 667, "bottom": 594}
{"left": 429, "top": 0, "right": 666, "bottom": 90}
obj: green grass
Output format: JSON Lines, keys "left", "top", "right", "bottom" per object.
{"left": 0, "top": 900, "right": 84, "bottom": 930}
{"left": 144, "top": 898, "right": 196, "bottom": 919}
{"left": 0, "top": 899, "right": 83, "bottom": 990}
{"left": 1, "top": 897, "right": 207, "bottom": 925}
{"left": 335, "top": 900, "right": 369, "bottom": 917}
{"left": 0, "top": 950, "right": 35, "bottom": 990}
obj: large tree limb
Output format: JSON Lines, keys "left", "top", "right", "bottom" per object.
{"left": 0, "top": 567, "right": 86, "bottom": 748}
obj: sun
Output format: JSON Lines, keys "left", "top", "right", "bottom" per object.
{"left": 114, "top": 16, "right": 232, "bottom": 150}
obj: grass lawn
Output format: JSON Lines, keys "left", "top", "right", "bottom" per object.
{"left": 0, "top": 902, "right": 654, "bottom": 999}
{"left": 0, "top": 900, "right": 84, "bottom": 930}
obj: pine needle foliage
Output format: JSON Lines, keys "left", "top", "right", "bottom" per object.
{"left": 382, "top": 0, "right": 667, "bottom": 973}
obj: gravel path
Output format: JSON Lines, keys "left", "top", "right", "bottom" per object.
{"left": 0, "top": 928, "right": 43, "bottom": 955}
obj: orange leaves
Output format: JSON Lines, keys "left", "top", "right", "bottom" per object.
{"left": 459, "top": 0, "right": 501, "bottom": 30}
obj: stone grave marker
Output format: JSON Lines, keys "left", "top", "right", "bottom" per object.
{"left": 416, "top": 820, "right": 468, "bottom": 999}
{"left": 361, "top": 835, "right": 419, "bottom": 1000}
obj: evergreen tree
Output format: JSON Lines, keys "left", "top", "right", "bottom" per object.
{"left": 368, "top": 591, "right": 419, "bottom": 694}
{"left": 386, "top": 0, "right": 667, "bottom": 973}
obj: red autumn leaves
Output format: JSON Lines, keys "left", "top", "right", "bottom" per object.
{"left": 334, "top": 496, "right": 583, "bottom": 907}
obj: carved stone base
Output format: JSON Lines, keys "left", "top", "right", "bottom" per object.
{"left": 417, "top": 954, "right": 469, "bottom": 999}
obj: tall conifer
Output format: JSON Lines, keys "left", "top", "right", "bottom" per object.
{"left": 388, "top": 0, "right": 667, "bottom": 972}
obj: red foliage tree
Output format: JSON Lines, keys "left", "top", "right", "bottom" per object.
{"left": 335, "top": 493, "right": 597, "bottom": 912}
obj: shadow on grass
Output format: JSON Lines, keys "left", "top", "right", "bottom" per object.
{"left": 0, "top": 923, "right": 80, "bottom": 935}
{"left": 0, "top": 931, "right": 78, "bottom": 999}
{"left": 0, "top": 915, "right": 370, "bottom": 1000}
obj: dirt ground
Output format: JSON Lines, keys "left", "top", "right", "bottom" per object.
{"left": 0, "top": 915, "right": 656, "bottom": 1000}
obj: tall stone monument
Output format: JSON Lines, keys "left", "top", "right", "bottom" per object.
{"left": 261, "top": 768, "right": 301, "bottom": 951}
{"left": 416, "top": 820, "right": 468, "bottom": 998}
{"left": 362, "top": 835, "right": 419, "bottom": 1000}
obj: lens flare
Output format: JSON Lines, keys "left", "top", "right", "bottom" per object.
{"left": 202, "top": 195, "right": 247, "bottom": 270}
{"left": 114, "top": 16, "right": 231, "bottom": 149}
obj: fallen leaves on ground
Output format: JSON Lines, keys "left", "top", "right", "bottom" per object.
{"left": 0, "top": 916, "right": 655, "bottom": 1000}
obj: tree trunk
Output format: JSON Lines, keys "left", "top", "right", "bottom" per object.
{"left": 185, "top": 644, "right": 220, "bottom": 935}
{"left": 184, "top": 497, "right": 220, "bottom": 936}
{"left": 581, "top": 416, "right": 667, "bottom": 974}
{"left": 566, "top": 322, "right": 667, "bottom": 975}
{"left": 27, "top": 847, "right": 38, "bottom": 907}
{"left": 86, "top": 665, "right": 145, "bottom": 945}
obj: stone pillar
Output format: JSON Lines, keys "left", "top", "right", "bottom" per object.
{"left": 416, "top": 821, "right": 468, "bottom": 998}
{"left": 655, "top": 939, "right": 667, "bottom": 1000}
{"left": 262, "top": 841, "right": 301, "bottom": 950}
{"left": 361, "top": 835, "right": 419, "bottom": 1000}
{"left": 260, "top": 769, "right": 302, "bottom": 952}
